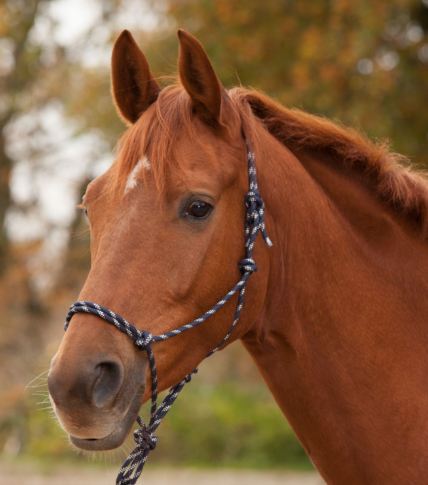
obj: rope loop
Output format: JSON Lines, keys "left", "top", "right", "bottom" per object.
{"left": 244, "top": 188, "right": 272, "bottom": 249}
{"left": 238, "top": 258, "right": 258, "bottom": 274}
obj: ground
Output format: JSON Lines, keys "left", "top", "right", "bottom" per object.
{"left": 0, "top": 462, "right": 326, "bottom": 484}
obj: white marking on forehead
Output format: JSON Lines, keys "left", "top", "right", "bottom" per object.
{"left": 142, "top": 156, "right": 151, "bottom": 170}
{"left": 124, "top": 156, "right": 150, "bottom": 195}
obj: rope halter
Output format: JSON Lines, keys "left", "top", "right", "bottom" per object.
{"left": 64, "top": 135, "right": 273, "bottom": 485}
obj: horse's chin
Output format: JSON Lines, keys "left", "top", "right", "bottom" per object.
{"left": 69, "top": 387, "right": 144, "bottom": 451}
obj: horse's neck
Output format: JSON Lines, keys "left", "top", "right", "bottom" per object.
{"left": 242, "top": 132, "right": 428, "bottom": 485}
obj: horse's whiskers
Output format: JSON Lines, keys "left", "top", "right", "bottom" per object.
{"left": 25, "top": 370, "right": 49, "bottom": 390}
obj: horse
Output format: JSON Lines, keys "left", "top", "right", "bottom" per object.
{"left": 47, "top": 29, "right": 428, "bottom": 485}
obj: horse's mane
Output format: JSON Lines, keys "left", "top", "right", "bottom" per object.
{"left": 230, "top": 87, "right": 428, "bottom": 238}
{"left": 113, "top": 84, "right": 428, "bottom": 238}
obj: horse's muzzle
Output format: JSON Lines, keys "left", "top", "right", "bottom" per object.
{"left": 69, "top": 385, "right": 144, "bottom": 451}
{"left": 47, "top": 337, "right": 147, "bottom": 450}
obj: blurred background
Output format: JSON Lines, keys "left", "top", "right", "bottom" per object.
{"left": 1, "top": 0, "right": 428, "bottom": 482}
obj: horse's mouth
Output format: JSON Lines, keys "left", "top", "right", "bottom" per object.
{"left": 69, "top": 387, "right": 144, "bottom": 451}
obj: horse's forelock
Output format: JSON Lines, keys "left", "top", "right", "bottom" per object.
{"left": 110, "top": 84, "right": 196, "bottom": 198}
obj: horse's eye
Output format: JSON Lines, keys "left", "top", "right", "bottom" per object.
{"left": 187, "top": 200, "right": 212, "bottom": 218}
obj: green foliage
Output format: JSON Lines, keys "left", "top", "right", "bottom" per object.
{"left": 7, "top": 380, "right": 312, "bottom": 470}
{"left": 152, "top": 383, "right": 311, "bottom": 469}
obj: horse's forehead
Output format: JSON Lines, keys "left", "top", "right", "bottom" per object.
{"left": 169, "top": 142, "right": 240, "bottom": 197}
{"left": 173, "top": 127, "right": 241, "bottom": 176}
{"left": 125, "top": 134, "right": 239, "bottom": 197}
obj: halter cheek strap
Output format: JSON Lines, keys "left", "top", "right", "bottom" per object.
{"left": 64, "top": 137, "right": 273, "bottom": 485}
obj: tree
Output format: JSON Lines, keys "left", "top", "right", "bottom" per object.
{"left": 141, "top": 0, "right": 428, "bottom": 162}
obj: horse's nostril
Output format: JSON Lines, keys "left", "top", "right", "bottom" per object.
{"left": 92, "top": 360, "right": 123, "bottom": 408}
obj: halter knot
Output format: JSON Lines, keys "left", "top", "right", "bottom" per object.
{"left": 134, "top": 425, "right": 158, "bottom": 451}
{"left": 238, "top": 258, "right": 258, "bottom": 274}
{"left": 245, "top": 190, "right": 264, "bottom": 219}
{"left": 134, "top": 331, "right": 153, "bottom": 351}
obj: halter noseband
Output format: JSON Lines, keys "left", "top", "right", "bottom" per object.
{"left": 64, "top": 136, "right": 273, "bottom": 485}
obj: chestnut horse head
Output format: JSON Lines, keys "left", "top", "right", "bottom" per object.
{"left": 49, "top": 29, "right": 428, "bottom": 485}
{"left": 48, "top": 30, "right": 271, "bottom": 451}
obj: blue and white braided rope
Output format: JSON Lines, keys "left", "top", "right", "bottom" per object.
{"left": 64, "top": 137, "right": 273, "bottom": 485}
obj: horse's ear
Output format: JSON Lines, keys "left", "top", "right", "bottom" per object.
{"left": 178, "top": 29, "right": 223, "bottom": 126}
{"left": 111, "top": 30, "right": 161, "bottom": 125}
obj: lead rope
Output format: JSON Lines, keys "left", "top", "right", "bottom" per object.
{"left": 64, "top": 137, "right": 273, "bottom": 485}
